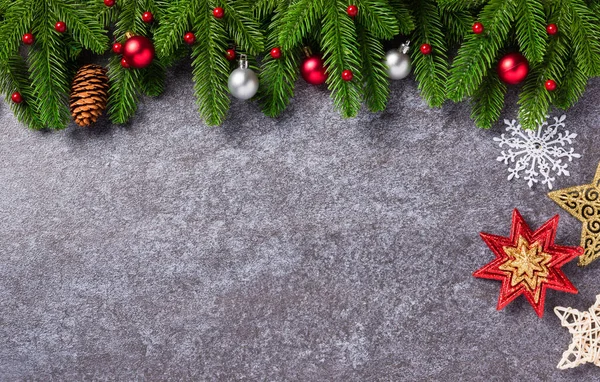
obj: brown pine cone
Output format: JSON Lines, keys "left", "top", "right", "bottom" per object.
{"left": 70, "top": 64, "right": 109, "bottom": 127}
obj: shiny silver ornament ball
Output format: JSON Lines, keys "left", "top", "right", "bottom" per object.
{"left": 385, "top": 49, "right": 411, "bottom": 80}
{"left": 228, "top": 67, "right": 259, "bottom": 100}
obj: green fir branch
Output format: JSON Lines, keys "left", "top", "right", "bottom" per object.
{"left": 354, "top": 0, "right": 399, "bottom": 40}
{"left": 357, "top": 25, "right": 389, "bottom": 112}
{"left": 437, "top": 0, "right": 487, "bottom": 11}
{"left": 387, "top": 0, "right": 415, "bottom": 35}
{"left": 54, "top": 1, "right": 108, "bottom": 54}
{"left": 153, "top": 0, "right": 193, "bottom": 58}
{"left": 441, "top": 10, "right": 472, "bottom": 45}
{"left": 471, "top": 70, "right": 506, "bottom": 129}
{"left": 514, "top": 0, "right": 546, "bottom": 64}
{"left": 107, "top": 55, "right": 142, "bottom": 124}
{"left": 278, "top": 0, "right": 324, "bottom": 50}
{"left": 565, "top": 0, "right": 600, "bottom": 76}
{"left": 554, "top": 54, "right": 588, "bottom": 109}
{"left": 222, "top": 1, "right": 265, "bottom": 54}
{"left": 141, "top": 59, "right": 166, "bottom": 97}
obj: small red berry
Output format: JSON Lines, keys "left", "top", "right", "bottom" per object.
{"left": 472, "top": 22, "right": 484, "bottom": 34}
{"left": 420, "top": 43, "right": 432, "bottom": 55}
{"left": 121, "top": 57, "right": 130, "bottom": 68}
{"left": 545, "top": 79, "right": 557, "bottom": 91}
{"left": 342, "top": 69, "right": 353, "bottom": 81}
{"left": 55, "top": 21, "right": 66, "bottom": 33}
{"left": 184, "top": 32, "right": 196, "bottom": 45}
{"left": 213, "top": 7, "right": 224, "bottom": 18}
{"left": 142, "top": 11, "right": 153, "bottom": 23}
{"left": 546, "top": 23, "right": 558, "bottom": 35}
{"left": 22, "top": 33, "right": 34, "bottom": 45}
{"left": 112, "top": 42, "right": 123, "bottom": 54}
{"left": 104, "top": 0, "right": 115, "bottom": 7}
{"left": 270, "top": 47, "right": 281, "bottom": 59}
{"left": 347, "top": 5, "right": 358, "bottom": 18}
{"left": 11, "top": 92, "right": 23, "bottom": 104}
{"left": 225, "top": 49, "right": 236, "bottom": 61}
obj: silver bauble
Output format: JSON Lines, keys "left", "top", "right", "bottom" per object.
{"left": 385, "top": 49, "right": 411, "bottom": 80}
{"left": 228, "top": 67, "right": 259, "bottom": 100}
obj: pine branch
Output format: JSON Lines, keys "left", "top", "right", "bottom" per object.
{"left": 565, "top": 0, "right": 600, "bottom": 76}
{"left": 447, "top": 0, "right": 514, "bottom": 102}
{"left": 54, "top": 1, "right": 108, "bottom": 54}
{"left": 222, "top": 1, "right": 265, "bottom": 54}
{"left": 554, "top": 54, "right": 588, "bottom": 109}
{"left": 441, "top": 10, "right": 472, "bottom": 45}
{"left": 357, "top": 24, "right": 389, "bottom": 112}
{"left": 0, "top": 1, "right": 33, "bottom": 61}
{"left": 253, "top": 0, "right": 279, "bottom": 20}
{"left": 153, "top": 0, "right": 193, "bottom": 59}
{"left": 387, "top": 0, "right": 415, "bottom": 35}
{"left": 107, "top": 55, "right": 142, "bottom": 124}
{"left": 514, "top": 0, "right": 546, "bottom": 64}
{"left": 410, "top": 0, "right": 447, "bottom": 107}
{"left": 321, "top": 0, "right": 362, "bottom": 118}
{"left": 471, "top": 70, "right": 506, "bottom": 129}
{"left": 437, "top": 0, "right": 487, "bottom": 11}
{"left": 141, "top": 59, "right": 166, "bottom": 97}
{"left": 191, "top": 3, "right": 230, "bottom": 126}
{"left": 278, "top": 0, "right": 324, "bottom": 50}
{"left": 354, "top": 0, "right": 399, "bottom": 40}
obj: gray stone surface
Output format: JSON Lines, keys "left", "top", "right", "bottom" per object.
{"left": 1, "top": 61, "right": 600, "bottom": 381}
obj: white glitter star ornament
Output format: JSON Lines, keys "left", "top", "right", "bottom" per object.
{"left": 554, "top": 295, "right": 600, "bottom": 370}
{"left": 494, "top": 115, "right": 581, "bottom": 190}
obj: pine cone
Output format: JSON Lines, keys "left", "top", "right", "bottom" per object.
{"left": 70, "top": 64, "right": 109, "bottom": 127}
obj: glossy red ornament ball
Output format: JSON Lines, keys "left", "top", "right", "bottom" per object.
{"left": 121, "top": 57, "right": 130, "bottom": 68}
{"left": 55, "top": 21, "right": 66, "bottom": 33}
{"left": 270, "top": 47, "right": 281, "bottom": 59}
{"left": 545, "top": 79, "right": 557, "bottom": 91}
{"left": 497, "top": 52, "right": 529, "bottom": 85}
{"left": 184, "top": 32, "right": 196, "bottom": 45}
{"left": 342, "top": 70, "right": 353, "bottom": 81}
{"left": 11, "top": 92, "right": 23, "bottom": 104}
{"left": 213, "top": 7, "right": 224, "bottom": 18}
{"left": 472, "top": 22, "right": 484, "bottom": 34}
{"left": 347, "top": 5, "right": 358, "bottom": 18}
{"left": 22, "top": 33, "right": 34, "bottom": 45}
{"left": 142, "top": 11, "right": 154, "bottom": 23}
{"left": 546, "top": 23, "right": 558, "bottom": 35}
{"left": 420, "top": 43, "right": 432, "bottom": 55}
{"left": 122, "top": 35, "right": 155, "bottom": 69}
{"left": 104, "top": 0, "right": 115, "bottom": 7}
{"left": 225, "top": 49, "right": 236, "bottom": 61}
{"left": 301, "top": 56, "right": 328, "bottom": 85}
{"left": 112, "top": 42, "right": 123, "bottom": 54}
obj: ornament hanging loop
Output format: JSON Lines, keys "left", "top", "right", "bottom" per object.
{"left": 399, "top": 40, "right": 410, "bottom": 54}
{"left": 239, "top": 54, "right": 248, "bottom": 69}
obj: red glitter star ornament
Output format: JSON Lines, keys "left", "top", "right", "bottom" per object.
{"left": 474, "top": 209, "right": 582, "bottom": 317}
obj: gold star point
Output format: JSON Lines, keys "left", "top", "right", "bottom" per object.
{"left": 548, "top": 163, "right": 600, "bottom": 267}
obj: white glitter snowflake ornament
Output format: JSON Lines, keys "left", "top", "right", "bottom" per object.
{"left": 494, "top": 115, "right": 581, "bottom": 190}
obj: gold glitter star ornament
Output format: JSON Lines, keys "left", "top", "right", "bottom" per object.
{"left": 554, "top": 295, "right": 600, "bottom": 370}
{"left": 548, "top": 164, "right": 600, "bottom": 267}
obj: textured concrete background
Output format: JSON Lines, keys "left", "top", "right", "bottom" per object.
{"left": 1, "top": 61, "right": 599, "bottom": 381}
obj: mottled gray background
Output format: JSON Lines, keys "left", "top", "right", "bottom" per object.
{"left": 1, "top": 61, "right": 599, "bottom": 381}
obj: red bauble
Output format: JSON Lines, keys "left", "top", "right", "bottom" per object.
{"left": 472, "top": 22, "right": 484, "bottom": 34}
{"left": 474, "top": 209, "right": 581, "bottom": 317}
{"left": 142, "top": 11, "right": 154, "bottom": 23}
{"left": 184, "top": 32, "right": 196, "bottom": 45}
{"left": 11, "top": 92, "right": 23, "bottom": 104}
{"left": 420, "top": 43, "right": 432, "bottom": 55}
{"left": 213, "top": 7, "right": 224, "bottom": 18}
{"left": 112, "top": 42, "right": 123, "bottom": 54}
{"left": 546, "top": 23, "right": 558, "bottom": 35}
{"left": 545, "top": 79, "right": 557, "bottom": 91}
{"left": 497, "top": 52, "right": 529, "bottom": 85}
{"left": 22, "top": 33, "right": 34, "bottom": 45}
{"left": 121, "top": 57, "right": 130, "bottom": 68}
{"left": 301, "top": 56, "right": 328, "bottom": 85}
{"left": 55, "top": 21, "right": 67, "bottom": 33}
{"left": 347, "top": 5, "right": 358, "bottom": 18}
{"left": 122, "top": 35, "right": 155, "bottom": 69}
{"left": 270, "top": 47, "right": 281, "bottom": 59}
{"left": 225, "top": 49, "right": 236, "bottom": 61}
{"left": 104, "top": 0, "right": 115, "bottom": 7}
{"left": 341, "top": 69, "right": 353, "bottom": 81}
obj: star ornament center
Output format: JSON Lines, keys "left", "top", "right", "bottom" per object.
{"left": 474, "top": 209, "right": 582, "bottom": 317}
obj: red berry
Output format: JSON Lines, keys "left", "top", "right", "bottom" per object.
{"left": 112, "top": 42, "right": 123, "bottom": 54}
{"left": 545, "top": 79, "right": 557, "bottom": 91}
{"left": 342, "top": 69, "right": 353, "bottom": 81}
{"left": 104, "top": 0, "right": 115, "bottom": 7}
{"left": 121, "top": 57, "right": 130, "bottom": 68}
{"left": 11, "top": 92, "right": 23, "bottom": 104}
{"left": 213, "top": 7, "right": 224, "bottom": 18}
{"left": 142, "top": 11, "right": 153, "bottom": 23}
{"left": 472, "top": 22, "right": 484, "bottom": 34}
{"left": 183, "top": 32, "right": 196, "bottom": 45}
{"left": 270, "top": 47, "right": 281, "bottom": 59}
{"left": 22, "top": 33, "right": 34, "bottom": 45}
{"left": 347, "top": 5, "right": 358, "bottom": 18}
{"left": 420, "top": 43, "right": 432, "bottom": 55}
{"left": 225, "top": 49, "right": 236, "bottom": 61}
{"left": 54, "top": 21, "right": 66, "bottom": 33}
{"left": 546, "top": 23, "right": 558, "bottom": 35}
